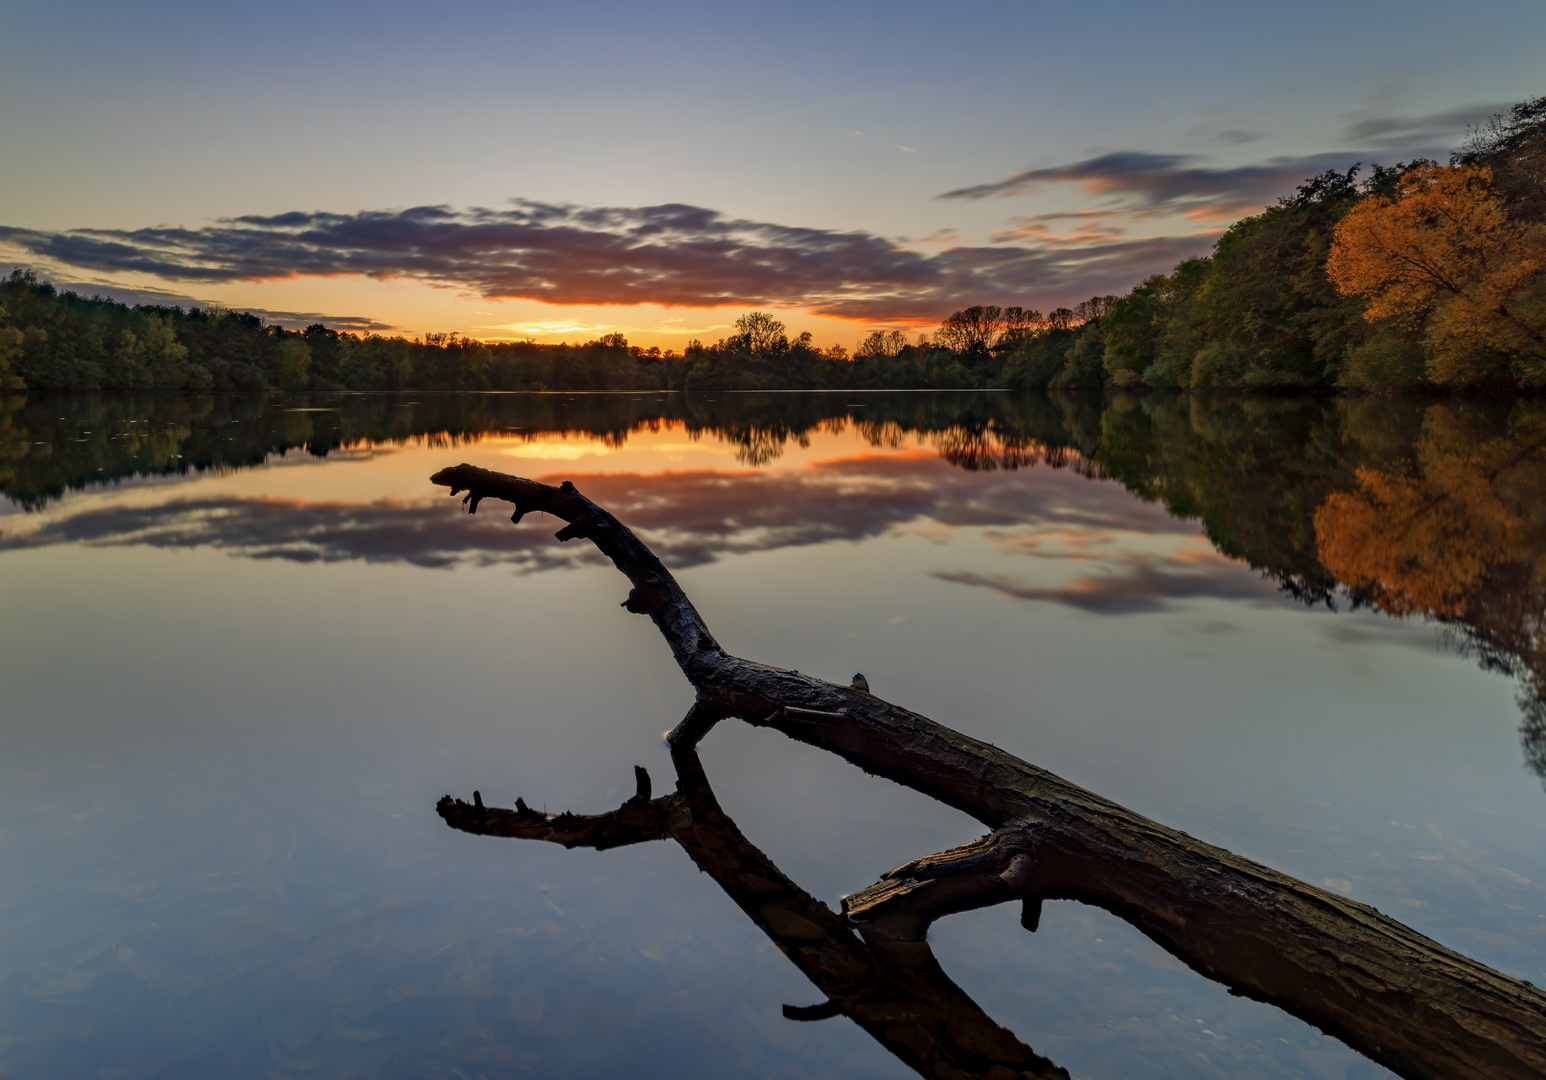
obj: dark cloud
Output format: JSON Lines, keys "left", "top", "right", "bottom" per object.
{"left": 0, "top": 456, "right": 1193, "bottom": 571}
{"left": 4, "top": 110, "right": 1507, "bottom": 323}
{"left": 1337, "top": 103, "right": 1505, "bottom": 149}
{"left": 0, "top": 263, "right": 394, "bottom": 331}
{"left": 822, "top": 234, "right": 1217, "bottom": 318}
{"left": 937, "top": 151, "right": 1364, "bottom": 222}
{"left": 0, "top": 200, "right": 1210, "bottom": 321}
{"left": 933, "top": 557, "right": 1280, "bottom": 614}
{"left": 224, "top": 308, "right": 396, "bottom": 332}
{"left": 0, "top": 203, "right": 932, "bottom": 315}
{"left": 936, "top": 106, "right": 1509, "bottom": 223}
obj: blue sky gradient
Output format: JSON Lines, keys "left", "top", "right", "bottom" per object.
{"left": 3, "top": 0, "right": 1543, "bottom": 343}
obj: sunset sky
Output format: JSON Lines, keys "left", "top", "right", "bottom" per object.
{"left": 3, "top": 0, "right": 1543, "bottom": 349}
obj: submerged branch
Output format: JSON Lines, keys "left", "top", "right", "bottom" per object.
{"left": 431, "top": 463, "right": 1546, "bottom": 1080}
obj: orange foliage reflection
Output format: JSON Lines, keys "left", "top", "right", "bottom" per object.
{"left": 1314, "top": 403, "right": 1546, "bottom": 644}
{"left": 1315, "top": 467, "right": 1521, "bottom": 620}
{"left": 1315, "top": 405, "right": 1546, "bottom": 777}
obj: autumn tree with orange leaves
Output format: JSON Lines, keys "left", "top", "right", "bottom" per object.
{"left": 1327, "top": 162, "right": 1546, "bottom": 386}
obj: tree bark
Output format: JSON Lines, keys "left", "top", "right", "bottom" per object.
{"left": 432, "top": 463, "right": 1546, "bottom": 1080}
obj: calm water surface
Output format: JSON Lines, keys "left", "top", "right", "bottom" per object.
{"left": 2, "top": 391, "right": 1543, "bottom": 1080}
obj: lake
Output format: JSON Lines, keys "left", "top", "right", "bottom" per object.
{"left": 2, "top": 390, "right": 1543, "bottom": 1080}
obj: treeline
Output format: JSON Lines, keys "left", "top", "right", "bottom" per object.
{"left": 0, "top": 279, "right": 682, "bottom": 393}
{"left": 1090, "top": 96, "right": 1546, "bottom": 391}
{"left": 2, "top": 100, "right": 1540, "bottom": 395}
{"left": 0, "top": 269, "right": 1109, "bottom": 394}
{"left": 752, "top": 94, "right": 1545, "bottom": 393}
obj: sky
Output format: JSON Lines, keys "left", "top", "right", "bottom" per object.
{"left": 1, "top": 0, "right": 1543, "bottom": 349}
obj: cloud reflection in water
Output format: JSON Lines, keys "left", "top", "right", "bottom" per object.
{"left": 1, "top": 456, "right": 1208, "bottom": 596}
{"left": 934, "top": 553, "right": 1279, "bottom": 615}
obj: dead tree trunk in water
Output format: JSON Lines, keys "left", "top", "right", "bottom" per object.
{"left": 431, "top": 463, "right": 1546, "bottom": 1080}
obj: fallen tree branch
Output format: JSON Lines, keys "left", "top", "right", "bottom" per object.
{"left": 431, "top": 463, "right": 1546, "bottom": 1080}
{"left": 440, "top": 749, "right": 1070, "bottom": 1080}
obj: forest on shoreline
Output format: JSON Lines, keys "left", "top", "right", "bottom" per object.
{"left": 1, "top": 98, "right": 1540, "bottom": 396}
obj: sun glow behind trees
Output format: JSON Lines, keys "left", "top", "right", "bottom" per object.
{"left": 2, "top": 99, "right": 1543, "bottom": 394}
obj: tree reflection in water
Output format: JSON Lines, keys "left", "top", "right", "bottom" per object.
{"left": 1312, "top": 403, "right": 1546, "bottom": 780}
{"left": 6, "top": 388, "right": 1546, "bottom": 778}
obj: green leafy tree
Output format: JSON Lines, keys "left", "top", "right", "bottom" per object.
{"left": 1100, "top": 277, "right": 1165, "bottom": 387}
{"left": 1459, "top": 95, "right": 1546, "bottom": 223}
{"left": 275, "top": 337, "right": 312, "bottom": 390}
{"left": 731, "top": 312, "right": 788, "bottom": 356}
{"left": 0, "top": 300, "right": 24, "bottom": 390}
{"left": 857, "top": 330, "right": 910, "bottom": 359}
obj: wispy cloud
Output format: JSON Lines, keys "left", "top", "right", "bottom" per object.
{"left": 937, "top": 150, "right": 1363, "bottom": 222}
{"left": 933, "top": 554, "right": 1279, "bottom": 614}
{"left": 990, "top": 211, "right": 1132, "bottom": 246}
{"left": 935, "top": 104, "right": 1507, "bottom": 227}
{"left": 1336, "top": 102, "right": 1505, "bottom": 149}
{"left": 3, "top": 102, "right": 1512, "bottom": 325}
{"left": 1179, "top": 120, "right": 1265, "bottom": 146}
{"left": 0, "top": 199, "right": 1214, "bottom": 320}
{"left": 1207, "top": 129, "right": 1264, "bottom": 146}
{"left": 226, "top": 306, "right": 395, "bottom": 332}
{"left": 858, "top": 234, "right": 1218, "bottom": 317}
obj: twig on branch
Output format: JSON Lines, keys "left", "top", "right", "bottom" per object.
{"left": 431, "top": 463, "right": 1546, "bottom": 1080}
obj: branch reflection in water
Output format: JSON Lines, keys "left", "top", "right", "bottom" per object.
{"left": 425, "top": 461, "right": 1545, "bottom": 1080}
{"left": 439, "top": 751, "right": 1070, "bottom": 1080}
{"left": 5, "top": 389, "right": 1546, "bottom": 1078}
